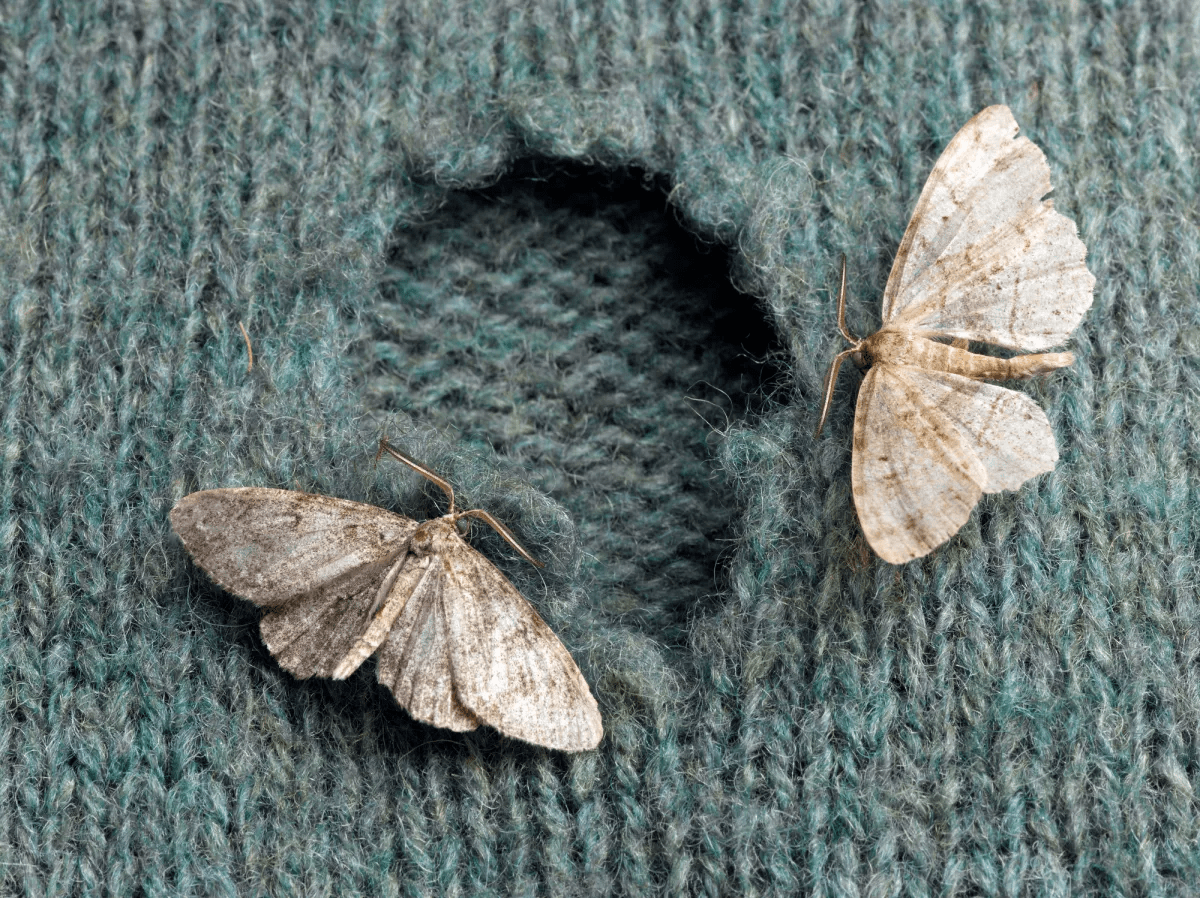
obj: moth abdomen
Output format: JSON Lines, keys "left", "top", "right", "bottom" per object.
{"left": 863, "top": 330, "right": 1072, "bottom": 382}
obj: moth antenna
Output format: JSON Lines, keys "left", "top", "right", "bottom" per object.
{"left": 836, "top": 254, "right": 858, "bottom": 344}
{"left": 378, "top": 438, "right": 457, "bottom": 513}
{"left": 456, "top": 508, "right": 545, "bottom": 569}
{"left": 815, "top": 347, "right": 857, "bottom": 438}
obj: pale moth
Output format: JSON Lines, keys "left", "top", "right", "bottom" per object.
{"left": 817, "top": 105, "right": 1094, "bottom": 564}
{"left": 169, "top": 439, "right": 603, "bottom": 752}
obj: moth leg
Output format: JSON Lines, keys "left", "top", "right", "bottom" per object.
{"left": 332, "top": 561, "right": 435, "bottom": 680}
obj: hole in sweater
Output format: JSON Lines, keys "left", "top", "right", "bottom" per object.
{"left": 362, "top": 160, "right": 784, "bottom": 648}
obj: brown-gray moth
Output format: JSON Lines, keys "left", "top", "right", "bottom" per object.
{"left": 169, "top": 439, "right": 603, "bottom": 752}
{"left": 816, "top": 105, "right": 1094, "bottom": 564}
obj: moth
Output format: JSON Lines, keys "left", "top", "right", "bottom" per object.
{"left": 817, "top": 105, "right": 1094, "bottom": 564}
{"left": 169, "top": 440, "right": 603, "bottom": 752}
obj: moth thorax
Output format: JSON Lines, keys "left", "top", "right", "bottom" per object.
{"left": 858, "top": 330, "right": 931, "bottom": 369}
{"left": 411, "top": 517, "right": 458, "bottom": 555}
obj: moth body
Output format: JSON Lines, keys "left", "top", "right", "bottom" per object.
{"left": 856, "top": 329, "right": 1074, "bottom": 380}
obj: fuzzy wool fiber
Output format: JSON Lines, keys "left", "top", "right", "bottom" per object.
{"left": 2, "top": 2, "right": 1198, "bottom": 896}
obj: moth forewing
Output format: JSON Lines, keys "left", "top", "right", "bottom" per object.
{"left": 820, "top": 105, "right": 1093, "bottom": 563}
{"left": 328, "top": 555, "right": 434, "bottom": 681}
{"left": 168, "top": 488, "right": 418, "bottom": 609}
{"left": 374, "top": 547, "right": 483, "bottom": 734}
{"left": 440, "top": 541, "right": 604, "bottom": 752}
{"left": 170, "top": 445, "right": 603, "bottom": 751}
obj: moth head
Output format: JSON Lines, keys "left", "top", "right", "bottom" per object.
{"left": 376, "top": 437, "right": 545, "bottom": 569}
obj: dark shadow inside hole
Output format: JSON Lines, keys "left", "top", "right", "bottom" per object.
{"left": 363, "top": 159, "right": 785, "bottom": 648}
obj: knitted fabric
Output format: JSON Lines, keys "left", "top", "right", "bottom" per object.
{"left": 2, "top": 2, "right": 1198, "bottom": 896}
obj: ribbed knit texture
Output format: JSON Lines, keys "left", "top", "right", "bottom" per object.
{"left": 2, "top": 2, "right": 1198, "bottom": 895}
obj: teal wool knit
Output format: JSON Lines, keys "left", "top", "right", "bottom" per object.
{"left": 2, "top": 2, "right": 1199, "bottom": 895}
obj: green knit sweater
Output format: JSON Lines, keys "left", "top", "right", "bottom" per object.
{"left": 2, "top": 2, "right": 1197, "bottom": 895}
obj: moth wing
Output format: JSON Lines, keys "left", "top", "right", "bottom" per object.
{"left": 900, "top": 367, "right": 1059, "bottom": 493}
{"left": 441, "top": 540, "right": 603, "bottom": 752}
{"left": 376, "top": 556, "right": 481, "bottom": 733}
{"left": 171, "top": 488, "right": 418, "bottom": 679}
{"left": 880, "top": 105, "right": 1094, "bottom": 351}
{"left": 852, "top": 366, "right": 987, "bottom": 564}
{"left": 259, "top": 580, "right": 390, "bottom": 680}
{"left": 170, "top": 488, "right": 418, "bottom": 606}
